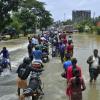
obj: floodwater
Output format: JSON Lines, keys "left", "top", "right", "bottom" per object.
{"left": 0, "top": 33, "right": 100, "bottom": 100}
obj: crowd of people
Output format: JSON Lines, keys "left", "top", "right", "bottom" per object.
{"left": 57, "top": 32, "right": 85, "bottom": 100}
{"left": 60, "top": 32, "right": 100, "bottom": 100}
{"left": 0, "top": 30, "right": 100, "bottom": 100}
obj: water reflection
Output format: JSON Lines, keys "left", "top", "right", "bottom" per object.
{"left": 88, "top": 83, "right": 99, "bottom": 100}
{"left": 73, "top": 33, "right": 100, "bottom": 100}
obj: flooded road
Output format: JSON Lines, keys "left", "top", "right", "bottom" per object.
{"left": 0, "top": 34, "right": 100, "bottom": 100}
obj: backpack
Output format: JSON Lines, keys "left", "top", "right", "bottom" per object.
{"left": 17, "top": 64, "right": 28, "bottom": 80}
{"left": 18, "top": 67, "right": 26, "bottom": 79}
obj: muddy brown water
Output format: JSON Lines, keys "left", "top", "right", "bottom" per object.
{"left": 0, "top": 33, "right": 100, "bottom": 100}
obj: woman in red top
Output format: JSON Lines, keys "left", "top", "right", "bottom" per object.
{"left": 66, "top": 58, "right": 82, "bottom": 97}
{"left": 66, "top": 41, "right": 74, "bottom": 57}
{"left": 67, "top": 69, "right": 86, "bottom": 100}
{"left": 67, "top": 58, "right": 82, "bottom": 81}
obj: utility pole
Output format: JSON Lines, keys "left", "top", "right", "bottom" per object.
{"left": 64, "top": 13, "right": 66, "bottom": 21}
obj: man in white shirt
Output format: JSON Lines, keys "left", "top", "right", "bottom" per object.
{"left": 32, "top": 36, "right": 39, "bottom": 46}
{"left": 87, "top": 49, "right": 100, "bottom": 83}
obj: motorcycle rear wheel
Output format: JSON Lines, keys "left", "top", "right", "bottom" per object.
{"left": 32, "top": 95, "right": 39, "bottom": 100}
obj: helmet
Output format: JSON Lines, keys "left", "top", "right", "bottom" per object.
{"left": 35, "top": 46, "right": 39, "bottom": 50}
{"left": 23, "top": 57, "right": 31, "bottom": 65}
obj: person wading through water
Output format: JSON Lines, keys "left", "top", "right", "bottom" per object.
{"left": 67, "top": 69, "right": 86, "bottom": 100}
{"left": 87, "top": 49, "right": 100, "bottom": 83}
{"left": 66, "top": 58, "right": 82, "bottom": 97}
{"left": 59, "top": 42, "right": 65, "bottom": 63}
{"left": 16, "top": 57, "right": 32, "bottom": 96}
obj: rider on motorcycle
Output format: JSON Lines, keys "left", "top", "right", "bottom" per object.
{"left": 16, "top": 57, "right": 43, "bottom": 97}
{"left": 32, "top": 46, "right": 42, "bottom": 63}
{"left": 32, "top": 46, "right": 44, "bottom": 68}
{"left": 19, "top": 67, "right": 44, "bottom": 100}
{"left": 0, "top": 47, "right": 11, "bottom": 71}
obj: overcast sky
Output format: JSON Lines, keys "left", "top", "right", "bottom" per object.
{"left": 38, "top": 0, "right": 100, "bottom": 21}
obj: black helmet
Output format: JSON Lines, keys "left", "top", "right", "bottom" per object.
{"left": 23, "top": 57, "right": 31, "bottom": 65}
{"left": 35, "top": 46, "right": 39, "bottom": 50}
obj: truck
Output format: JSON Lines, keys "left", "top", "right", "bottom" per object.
{"left": 63, "top": 25, "right": 73, "bottom": 34}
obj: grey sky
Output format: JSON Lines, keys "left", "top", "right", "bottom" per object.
{"left": 38, "top": 0, "right": 100, "bottom": 21}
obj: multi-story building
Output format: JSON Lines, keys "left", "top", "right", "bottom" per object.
{"left": 72, "top": 10, "right": 91, "bottom": 23}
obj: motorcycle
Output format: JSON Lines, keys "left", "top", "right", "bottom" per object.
{"left": 52, "top": 46, "right": 56, "bottom": 57}
{"left": 0, "top": 57, "right": 10, "bottom": 71}
{"left": 21, "top": 68, "right": 44, "bottom": 100}
{"left": 32, "top": 61, "right": 43, "bottom": 69}
{"left": 42, "top": 52, "right": 49, "bottom": 63}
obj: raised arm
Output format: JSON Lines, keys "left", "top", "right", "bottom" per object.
{"left": 87, "top": 56, "right": 93, "bottom": 64}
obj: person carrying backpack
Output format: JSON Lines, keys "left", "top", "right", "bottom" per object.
{"left": 16, "top": 57, "right": 32, "bottom": 96}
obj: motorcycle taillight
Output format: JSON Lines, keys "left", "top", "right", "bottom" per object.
{"left": 32, "top": 64, "right": 41, "bottom": 68}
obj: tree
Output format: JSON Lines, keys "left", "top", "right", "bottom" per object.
{"left": 20, "top": 0, "right": 53, "bottom": 30}
{"left": 63, "top": 19, "right": 73, "bottom": 25}
{"left": 0, "top": 0, "right": 20, "bottom": 31}
{"left": 75, "top": 19, "right": 95, "bottom": 33}
{"left": 1, "top": 0, "right": 53, "bottom": 37}
{"left": 96, "top": 27, "right": 100, "bottom": 35}
{"left": 39, "top": 10, "right": 53, "bottom": 30}
{"left": 16, "top": 8, "right": 36, "bottom": 35}
{"left": 94, "top": 16, "right": 100, "bottom": 25}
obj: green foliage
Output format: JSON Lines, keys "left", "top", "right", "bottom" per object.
{"left": 94, "top": 16, "right": 100, "bottom": 25}
{"left": 0, "top": 0, "right": 20, "bottom": 31}
{"left": 75, "top": 19, "right": 95, "bottom": 33}
{"left": 77, "top": 25, "right": 84, "bottom": 32}
{"left": 39, "top": 10, "right": 53, "bottom": 30}
{"left": 0, "top": 0, "right": 53, "bottom": 37}
{"left": 63, "top": 19, "right": 73, "bottom": 25}
{"left": 95, "top": 27, "right": 100, "bottom": 35}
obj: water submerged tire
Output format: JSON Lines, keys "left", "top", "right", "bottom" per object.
{"left": 32, "top": 95, "right": 38, "bottom": 100}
